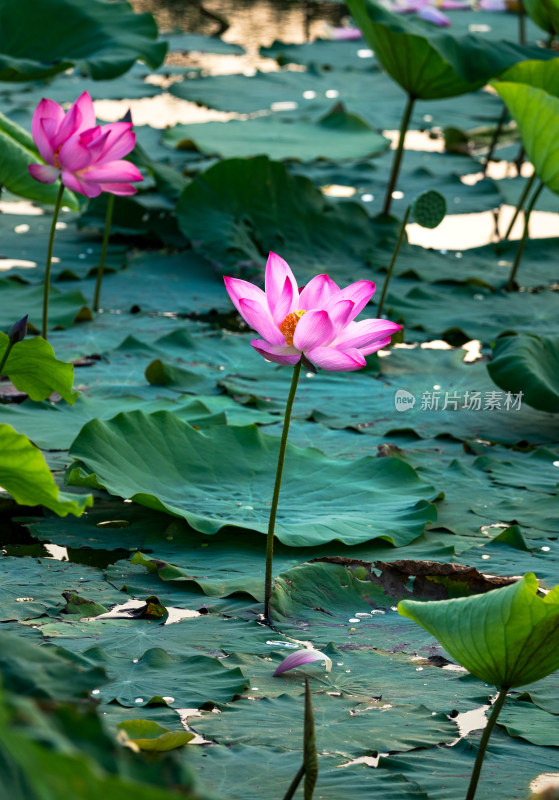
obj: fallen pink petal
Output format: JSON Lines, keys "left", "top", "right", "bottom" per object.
{"left": 273, "top": 649, "right": 333, "bottom": 677}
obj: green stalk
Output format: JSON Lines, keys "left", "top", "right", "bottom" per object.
{"left": 506, "top": 180, "right": 544, "bottom": 290}
{"left": 303, "top": 679, "right": 318, "bottom": 799}
{"left": 383, "top": 94, "right": 415, "bottom": 216}
{"left": 264, "top": 358, "right": 302, "bottom": 621}
{"left": 282, "top": 765, "right": 305, "bottom": 800}
{"left": 93, "top": 192, "right": 115, "bottom": 312}
{"left": 377, "top": 205, "right": 410, "bottom": 318}
{"left": 465, "top": 687, "right": 509, "bottom": 800}
{"left": 482, "top": 105, "right": 508, "bottom": 177}
{"left": 502, "top": 172, "right": 536, "bottom": 242}
{"left": 518, "top": 1, "right": 526, "bottom": 44}
{"left": 41, "top": 181, "right": 65, "bottom": 340}
{"left": 0, "top": 340, "right": 14, "bottom": 377}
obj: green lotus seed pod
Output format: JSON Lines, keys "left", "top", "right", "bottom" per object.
{"left": 412, "top": 190, "right": 446, "bottom": 229}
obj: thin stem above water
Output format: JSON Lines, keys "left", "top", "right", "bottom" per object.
{"left": 93, "top": 192, "right": 115, "bottom": 312}
{"left": 502, "top": 172, "right": 536, "bottom": 242}
{"left": 377, "top": 205, "right": 410, "bottom": 319}
{"left": 383, "top": 94, "right": 415, "bottom": 216}
{"left": 465, "top": 687, "right": 509, "bottom": 800}
{"left": 263, "top": 358, "right": 302, "bottom": 621}
{"left": 41, "top": 181, "right": 65, "bottom": 340}
{"left": 506, "top": 179, "right": 544, "bottom": 290}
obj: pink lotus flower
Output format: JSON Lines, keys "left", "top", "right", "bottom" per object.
{"left": 29, "top": 91, "right": 142, "bottom": 198}
{"left": 224, "top": 253, "right": 401, "bottom": 372}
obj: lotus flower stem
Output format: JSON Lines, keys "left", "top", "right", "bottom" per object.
{"left": 518, "top": 1, "right": 526, "bottom": 44}
{"left": 465, "top": 686, "right": 509, "bottom": 800}
{"left": 377, "top": 205, "right": 410, "bottom": 318}
{"left": 0, "top": 342, "right": 14, "bottom": 377}
{"left": 482, "top": 105, "right": 508, "bottom": 177}
{"left": 93, "top": 193, "right": 115, "bottom": 312}
{"left": 383, "top": 94, "right": 415, "bottom": 216}
{"left": 282, "top": 765, "right": 305, "bottom": 800}
{"left": 506, "top": 179, "right": 544, "bottom": 290}
{"left": 502, "top": 172, "right": 536, "bottom": 242}
{"left": 281, "top": 680, "right": 317, "bottom": 800}
{"left": 41, "top": 181, "right": 65, "bottom": 340}
{"left": 303, "top": 679, "right": 318, "bottom": 799}
{"left": 264, "top": 358, "right": 302, "bottom": 621}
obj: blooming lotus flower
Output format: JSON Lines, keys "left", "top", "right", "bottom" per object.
{"left": 224, "top": 253, "right": 401, "bottom": 372}
{"left": 29, "top": 91, "right": 142, "bottom": 198}
{"left": 273, "top": 648, "right": 332, "bottom": 677}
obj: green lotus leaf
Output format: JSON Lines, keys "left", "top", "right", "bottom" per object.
{"left": 0, "top": 0, "right": 166, "bottom": 82}
{"left": 488, "top": 334, "right": 559, "bottom": 413}
{"left": 494, "top": 80, "right": 559, "bottom": 194}
{"left": 398, "top": 574, "right": 559, "bottom": 688}
{"left": 501, "top": 58, "right": 559, "bottom": 97}
{"left": 0, "top": 423, "right": 92, "bottom": 517}
{"left": 523, "top": 0, "right": 559, "bottom": 33}
{"left": 345, "top": 0, "right": 554, "bottom": 100}
{"left": 116, "top": 720, "right": 194, "bottom": 751}
{"left": 0, "top": 332, "right": 78, "bottom": 405}
{"left": 163, "top": 106, "right": 389, "bottom": 162}
{"left": 66, "top": 410, "right": 437, "bottom": 547}
{"left": 0, "top": 111, "right": 77, "bottom": 207}
{"left": 175, "top": 155, "right": 397, "bottom": 276}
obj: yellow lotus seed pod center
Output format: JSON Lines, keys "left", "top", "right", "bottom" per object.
{"left": 279, "top": 310, "right": 307, "bottom": 346}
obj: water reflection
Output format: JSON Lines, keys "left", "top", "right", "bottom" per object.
{"left": 131, "top": 0, "right": 346, "bottom": 49}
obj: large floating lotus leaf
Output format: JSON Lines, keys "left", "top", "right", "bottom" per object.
{"left": 0, "top": 111, "right": 77, "bottom": 207}
{"left": 0, "top": 211, "right": 127, "bottom": 284}
{"left": 0, "top": 631, "right": 105, "bottom": 701}
{"left": 222, "top": 346, "right": 558, "bottom": 448}
{"left": 387, "top": 284, "right": 559, "bottom": 343}
{"left": 35, "top": 614, "right": 295, "bottom": 661}
{"left": 127, "top": 527, "right": 453, "bottom": 603}
{"left": 380, "top": 727, "right": 559, "bottom": 800}
{"left": 187, "top": 693, "right": 457, "bottom": 757}
{"left": 67, "top": 411, "right": 437, "bottom": 547}
{"left": 523, "top": 0, "right": 559, "bottom": 33}
{"left": 494, "top": 81, "right": 559, "bottom": 195}
{"left": 488, "top": 335, "right": 559, "bottom": 413}
{"left": 163, "top": 106, "right": 389, "bottom": 161}
{"left": 498, "top": 699, "right": 559, "bottom": 747}
{"left": 0, "top": 332, "right": 77, "bottom": 405}
{"left": 399, "top": 574, "right": 559, "bottom": 688}
{"left": 262, "top": 37, "right": 378, "bottom": 71}
{"left": 91, "top": 648, "right": 245, "bottom": 708}
{"left": 185, "top": 745, "right": 430, "bottom": 800}
{"left": 0, "top": 424, "right": 91, "bottom": 517}
{"left": 0, "top": 556, "right": 125, "bottom": 623}
{"left": 345, "top": 0, "right": 554, "bottom": 100}
{"left": 0, "top": 0, "right": 166, "bottom": 82}
{"left": 0, "top": 392, "right": 275, "bottom": 451}
{"left": 175, "top": 155, "right": 397, "bottom": 275}
{"left": 475, "top": 447, "right": 559, "bottom": 495}
{"left": 0, "top": 279, "right": 92, "bottom": 333}
{"left": 0, "top": 689, "right": 202, "bottom": 800}
{"left": 170, "top": 64, "right": 502, "bottom": 131}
